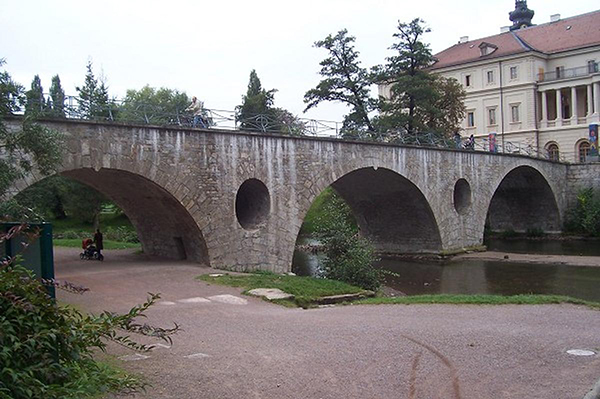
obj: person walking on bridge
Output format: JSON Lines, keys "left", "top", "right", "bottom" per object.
{"left": 185, "top": 96, "right": 208, "bottom": 128}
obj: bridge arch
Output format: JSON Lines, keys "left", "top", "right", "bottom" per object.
{"left": 19, "top": 168, "right": 210, "bottom": 264}
{"left": 485, "top": 165, "right": 561, "bottom": 233}
{"left": 297, "top": 166, "right": 442, "bottom": 255}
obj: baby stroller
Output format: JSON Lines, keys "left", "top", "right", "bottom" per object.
{"left": 80, "top": 238, "right": 104, "bottom": 261}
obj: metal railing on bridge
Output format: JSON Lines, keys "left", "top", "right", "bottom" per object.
{"left": 16, "top": 94, "right": 564, "bottom": 162}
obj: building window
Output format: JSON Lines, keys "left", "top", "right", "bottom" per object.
{"left": 487, "top": 71, "right": 494, "bottom": 84}
{"left": 589, "top": 60, "right": 599, "bottom": 73}
{"left": 510, "top": 66, "right": 518, "bottom": 79}
{"left": 547, "top": 143, "right": 559, "bottom": 161}
{"left": 555, "top": 66, "right": 564, "bottom": 79}
{"left": 465, "top": 75, "right": 471, "bottom": 87}
{"left": 488, "top": 108, "right": 496, "bottom": 126}
{"left": 467, "top": 111, "right": 475, "bottom": 127}
{"left": 511, "top": 104, "right": 520, "bottom": 122}
{"left": 579, "top": 141, "right": 590, "bottom": 163}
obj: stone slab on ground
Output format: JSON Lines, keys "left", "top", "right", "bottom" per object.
{"left": 247, "top": 288, "right": 295, "bottom": 300}
{"left": 207, "top": 294, "right": 248, "bottom": 305}
{"left": 314, "top": 291, "right": 375, "bottom": 305}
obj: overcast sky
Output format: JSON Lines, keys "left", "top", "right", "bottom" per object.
{"left": 1, "top": 0, "right": 598, "bottom": 122}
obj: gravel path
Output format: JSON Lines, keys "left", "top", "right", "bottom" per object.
{"left": 54, "top": 248, "right": 600, "bottom": 399}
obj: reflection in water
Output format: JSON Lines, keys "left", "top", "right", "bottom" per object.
{"left": 485, "top": 237, "right": 600, "bottom": 256}
{"left": 292, "top": 248, "right": 600, "bottom": 302}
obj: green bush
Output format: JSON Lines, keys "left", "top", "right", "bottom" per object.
{"left": 57, "top": 229, "right": 87, "bottom": 239}
{"left": 565, "top": 187, "right": 600, "bottom": 236}
{"left": 315, "top": 192, "right": 381, "bottom": 291}
{"left": 0, "top": 260, "right": 177, "bottom": 398}
{"left": 105, "top": 226, "right": 139, "bottom": 243}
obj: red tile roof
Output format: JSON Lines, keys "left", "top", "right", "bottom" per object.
{"left": 431, "top": 10, "right": 600, "bottom": 70}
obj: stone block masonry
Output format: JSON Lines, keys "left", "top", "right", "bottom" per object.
{"left": 6, "top": 117, "right": 591, "bottom": 273}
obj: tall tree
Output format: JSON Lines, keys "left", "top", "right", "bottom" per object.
{"left": 76, "top": 61, "right": 97, "bottom": 118}
{"left": 378, "top": 18, "right": 465, "bottom": 138}
{"left": 49, "top": 74, "right": 65, "bottom": 118}
{"left": 236, "top": 70, "right": 277, "bottom": 131}
{"left": 25, "top": 75, "right": 45, "bottom": 116}
{"left": 304, "top": 29, "right": 376, "bottom": 136}
{"left": 76, "top": 61, "right": 112, "bottom": 120}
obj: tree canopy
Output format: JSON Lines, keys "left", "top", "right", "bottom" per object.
{"left": 49, "top": 75, "right": 66, "bottom": 118}
{"left": 377, "top": 18, "right": 466, "bottom": 138}
{"left": 304, "top": 29, "right": 377, "bottom": 136}
{"left": 76, "top": 61, "right": 112, "bottom": 120}
{"left": 117, "top": 85, "right": 190, "bottom": 125}
{"left": 306, "top": 19, "right": 466, "bottom": 141}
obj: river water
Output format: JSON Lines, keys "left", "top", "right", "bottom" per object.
{"left": 292, "top": 237, "right": 600, "bottom": 302}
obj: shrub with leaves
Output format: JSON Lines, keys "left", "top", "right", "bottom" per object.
{"left": 0, "top": 225, "right": 178, "bottom": 399}
{"left": 315, "top": 192, "right": 381, "bottom": 291}
{"left": 565, "top": 187, "right": 600, "bottom": 236}
{"left": 105, "top": 226, "right": 139, "bottom": 243}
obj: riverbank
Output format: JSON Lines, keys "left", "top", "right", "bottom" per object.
{"left": 455, "top": 251, "right": 600, "bottom": 267}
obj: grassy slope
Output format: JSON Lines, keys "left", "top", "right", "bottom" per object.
{"left": 198, "top": 272, "right": 363, "bottom": 306}
{"left": 198, "top": 273, "right": 600, "bottom": 310}
{"left": 358, "top": 294, "right": 600, "bottom": 309}
{"left": 298, "top": 187, "right": 335, "bottom": 236}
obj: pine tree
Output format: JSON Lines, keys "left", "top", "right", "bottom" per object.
{"left": 25, "top": 75, "right": 45, "bottom": 116}
{"left": 236, "top": 70, "right": 277, "bottom": 131}
{"left": 49, "top": 75, "right": 65, "bottom": 118}
{"left": 76, "top": 61, "right": 98, "bottom": 119}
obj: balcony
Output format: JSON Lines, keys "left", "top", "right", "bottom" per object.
{"left": 538, "top": 63, "right": 599, "bottom": 82}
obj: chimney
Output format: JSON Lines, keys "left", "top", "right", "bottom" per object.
{"left": 550, "top": 14, "right": 561, "bottom": 22}
{"left": 459, "top": 36, "right": 469, "bottom": 44}
{"left": 500, "top": 26, "right": 511, "bottom": 33}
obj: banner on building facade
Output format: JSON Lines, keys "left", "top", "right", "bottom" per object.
{"left": 488, "top": 133, "right": 497, "bottom": 153}
{"left": 590, "top": 124, "right": 599, "bottom": 158}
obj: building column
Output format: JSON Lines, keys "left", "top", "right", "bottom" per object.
{"left": 594, "top": 82, "right": 600, "bottom": 117}
{"left": 588, "top": 84, "right": 594, "bottom": 116}
{"left": 556, "top": 88, "right": 563, "bottom": 126}
{"left": 571, "top": 86, "right": 578, "bottom": 122}
{"left": 541, "top": 90, "right": 548, "bottom": 127}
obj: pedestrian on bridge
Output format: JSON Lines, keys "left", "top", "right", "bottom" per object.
{"left": 185, "top": 96, "right": 208, "bottom": 129}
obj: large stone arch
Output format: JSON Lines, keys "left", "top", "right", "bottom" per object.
{"left": 17, "top": 168, "right": 210, "bottom": 264}
{"left": 485, "top": 165, "right": 561, "bottom": 233}
{"left": 295, "top": 166, "right": 442, "bottom": 255}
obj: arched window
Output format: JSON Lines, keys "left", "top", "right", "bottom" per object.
{"left": 546, "top": 143, "right": 559, "bottom": 161}
{"left": 578, "top": 141, "right": 590, "bottom": 163}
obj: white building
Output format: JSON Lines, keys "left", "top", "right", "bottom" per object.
{"left": 424, "top": 2, "right": 599, "bottom": 162}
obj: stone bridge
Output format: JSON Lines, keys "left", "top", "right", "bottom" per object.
{"left": 7, "top": 118, "right": 591, "bottom": 273}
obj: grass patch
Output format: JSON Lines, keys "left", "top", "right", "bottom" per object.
{"left": 51, "top": 213, "right": 135, "bottom": 233}
{"left": 197, "top": 272, "right": 363, "bottom": 307}
{"left": 357, "top": 294, "right": 600, "bottom": 309}
{"left": 54, "top": 238, "right": 141, "bottom": 250}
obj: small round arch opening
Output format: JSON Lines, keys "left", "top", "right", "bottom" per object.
{"left": 236, "top": 178, "right": 270, "bottom": 230}
{"left": 453, "top": 178, "right": 472, "bottom": 215}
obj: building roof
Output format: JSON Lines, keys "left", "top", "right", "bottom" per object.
{"left": 431, "top": 9, "right": 600, "bottom": 70}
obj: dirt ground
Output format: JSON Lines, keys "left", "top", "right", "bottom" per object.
{"left": 54, "top": 247, "right": 600, "bottom": 399}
